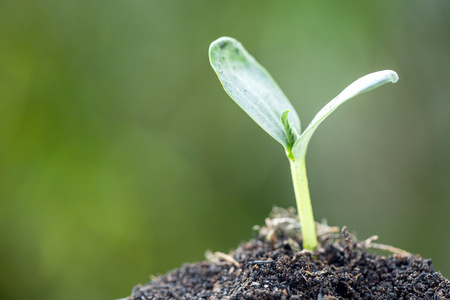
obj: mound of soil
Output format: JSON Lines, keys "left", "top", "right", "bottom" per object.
{"left": 127, "top": 208, "right": 449, "bottom": 299}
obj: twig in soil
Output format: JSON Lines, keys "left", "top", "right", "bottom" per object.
{"left": 252, "top": 260, "right": 275, "bottom": 265}
{"left": 362, "top": 235, "right": 411, "bottom": 256}
{"left": 206, "top": 251, "right": 241, "bottom": 268}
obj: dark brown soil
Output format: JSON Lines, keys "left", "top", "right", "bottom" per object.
{"left": 127, "top": 208, "right": 450, "bottom": 300}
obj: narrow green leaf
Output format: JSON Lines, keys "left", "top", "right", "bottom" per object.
{"left": 292, "top": 70, "right": 399, "bottom": 158}
{"left": 280, "top": 110, "right": 299, "bottom": 148}
{"left": 281, "top": 110, "right": 300, "bottom": 161}
{"left": 209, "top": 37, "right": 300, "bottom": 149}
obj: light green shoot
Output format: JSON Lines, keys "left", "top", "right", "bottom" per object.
{"left": 209, "top": 37, "right": 398, "bottom": 251}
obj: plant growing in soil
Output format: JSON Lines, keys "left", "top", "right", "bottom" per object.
{"left": 209, "top": 36, "right": 399, "bottom": 251}
{"left": 122, "top": 37, "right": 450, "bottom": 300}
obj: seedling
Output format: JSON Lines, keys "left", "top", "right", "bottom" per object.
{"left": 209, "top": 37, "right": 398, "bottom": 251}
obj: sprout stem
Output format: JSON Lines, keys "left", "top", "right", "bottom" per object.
{"left": 289, "top": 157, "right": 318, "bottom": 250}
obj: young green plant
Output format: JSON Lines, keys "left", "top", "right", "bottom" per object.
{"left": 209, "top": 37, "right": 398, "bottom": 251}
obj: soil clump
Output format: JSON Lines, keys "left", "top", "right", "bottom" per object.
{"left": 127, "top": 208, "right": 450, "bottom": 299}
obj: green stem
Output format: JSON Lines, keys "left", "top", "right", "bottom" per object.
{"left": 289, "top": 157, "right": 318, "bottom": 250}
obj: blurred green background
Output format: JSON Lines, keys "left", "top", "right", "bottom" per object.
{"left": 1, "top": 1, "right": 449, "bottom": 299}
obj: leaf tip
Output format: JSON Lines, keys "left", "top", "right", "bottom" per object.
{"left": 209, "top": 37, "right": 238, "bottom": 57}
{"left": 392, "top": 71, "right": 399, "bottom": 83}
{"left": 385, "top": 70, "right": 399, "bottom": 84}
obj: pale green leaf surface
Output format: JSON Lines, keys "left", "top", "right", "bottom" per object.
{"left": 209, "top": 37, "right": 300, "bottom": 149}
{"left": 293, "top": 70, "right": 399, "bottom": 158}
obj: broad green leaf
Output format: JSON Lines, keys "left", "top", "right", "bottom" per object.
{"left": 209, "top": 37, "right": 300, "bottom": 149}
{"left": 292, "top": 70, "right": 399, "bottom": 158}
